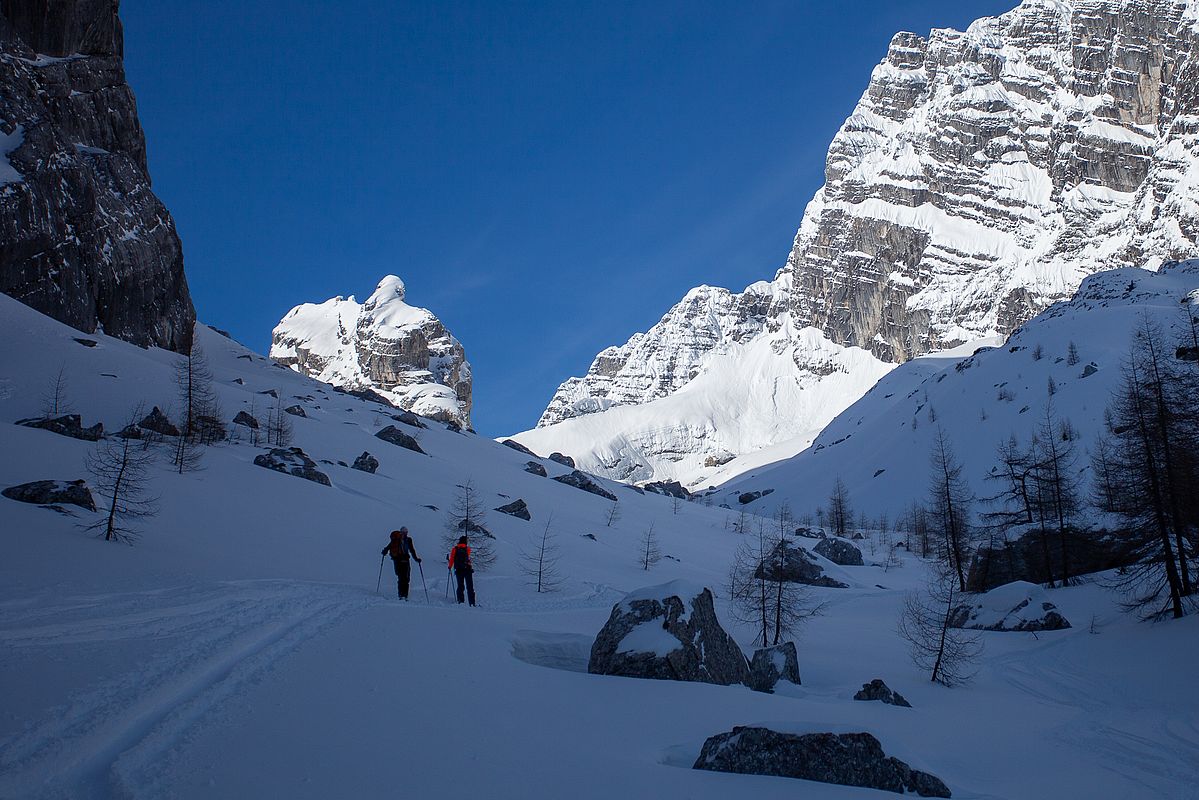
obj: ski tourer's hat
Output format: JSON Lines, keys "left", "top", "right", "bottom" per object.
{"left": 399, "top": 526, "right": 408, "bottom": 533}
{"left": 458, "top": 535, "right": 468, "bottom": 545}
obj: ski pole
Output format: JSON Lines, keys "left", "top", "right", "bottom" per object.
{"left": 376, "top": 554, "right": 385, "bottom": 595}
{"left": 445, "top": 568, "right": 452, "bottom": 599}
{"left": 418, "top": 560, "right": 429, "bottom": 603}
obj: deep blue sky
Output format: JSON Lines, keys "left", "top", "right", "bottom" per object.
{"left": 122, "top": 0, "right": 1014, "bottom": 436}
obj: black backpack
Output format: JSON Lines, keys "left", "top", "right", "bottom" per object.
{"left": 453, "top": 544, "right": 471, "bottom": 570}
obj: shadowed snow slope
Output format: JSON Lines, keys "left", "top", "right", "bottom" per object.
{"left": 716, "top": 260, "right": 1199, "bottom": 521}
{"left": 2, "top": 292, "right": 1198, "bottom": 798}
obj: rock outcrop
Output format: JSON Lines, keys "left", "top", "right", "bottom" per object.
{"left": 375, "top": 425, "right": 426, "bottom": 455}
{"left": 756, "top": 541, "right": 848, "bottom": 588}
{"left": 253, "top": 447, "right": 331, "bottom": 486}
{"left": 815, "top": 537, "right": 864, "bottom": 566}
{"left": 746, "top": 642, "right": 801, "bottom": 693}
{"left": 495, "top": 498, "right": 530, "bottom": 520}
{"left": 2, "top": 479, "right": 96, "bottom": 511}
{"left": 552, "top": 470, "right": 618, "bottom": 501}
{"left": 270, "top": 276, "right": 471, "bottom": 426}
{"left": 518, "top": 0, "right": 1199, "bottom": 485}
{"left": 351, "top": 451, "right": 379, "bottom": 474}
{"left": 694, "top": 728, "right": 950, "bottom": 797}
{"left": 17, "top": 414, "right": 103, "bottom": 441}
{"left": 0, "top": 0, "right": 194, "bottom": 352}
{"left": 854, "top": 679, "right": 912, "bottom": 708}
{"left": 949, "top": 581, "right": 1071, "bottom": 632}
{"left": 588, "top": 582, "right": 749, "bottom": 686}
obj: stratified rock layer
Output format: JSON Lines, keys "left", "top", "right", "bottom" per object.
{"left": 0, "top": 1, "right": 194, "bottom": 352}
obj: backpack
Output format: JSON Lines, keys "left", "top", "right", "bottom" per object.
{"left": 452, "top": 544, "right": 471, "bottom": 570}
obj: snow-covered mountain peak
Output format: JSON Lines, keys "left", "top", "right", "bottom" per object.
{"left": 271, "top": 276, "right": 472, "bottom": 426}
{"left": 518, "top": 0, "right": 1199, "bottom": 487}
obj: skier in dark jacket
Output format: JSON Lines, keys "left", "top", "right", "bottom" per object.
{"left": 448, "top": 535, "right": 476, "bottom": 606}
{"left": 381, "top": 528, "right": 421, "bottom": 600}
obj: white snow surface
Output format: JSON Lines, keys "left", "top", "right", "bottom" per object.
{"left": 2, "top": 292, "right": 1198, "bottom": 798}
{"left": 718, "top": 260, "right": 1199, "bottom": 521}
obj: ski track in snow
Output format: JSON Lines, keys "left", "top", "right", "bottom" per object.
{"left": 0, "top": 580, "right": 369, "bottom": 800}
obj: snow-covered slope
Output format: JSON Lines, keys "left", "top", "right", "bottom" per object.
{"left": 522, "top": 0, "right": 1199, "bottom": 484}
{"left": 270, "top": 275, "right": 472, "bottom": 426}
{"left": 4, "top": 291, "right": 1199, "bottom": 800}
{"left": 716, "top": 259, "right": 1199, "bottom": 520}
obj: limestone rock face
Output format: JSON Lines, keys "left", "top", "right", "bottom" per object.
{"left": 520, "top": 0, "right": 1199, "bottom": 485}
{"left": 0, "top": 1, "right": 195, "bottom": 352}
{"left": 271, "top": 276, "right": 471, "bottom": 426}
{"left": 588, "top": 582, "right": 749, "bottom": 686}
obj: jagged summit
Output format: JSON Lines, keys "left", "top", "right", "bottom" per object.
{"left": 270, "top": 276, "right": 472, "bottom": 426}
{"left": 519, "top": 0, "right": 1199, "bottom": 486}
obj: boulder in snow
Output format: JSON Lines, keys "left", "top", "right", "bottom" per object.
{"left": 138, "top": 406, "right": 179, "bottom": 436}
{"left": 501, "top": 438, "right": 536, "bottom": 457}
{"left": 548, "top": 452, "right": 575, "bottom": 468}
{"left": 949, "top": 581, "right": 1071, "bottom": 632}
{"left": 16, "top": 414, "right": 104, "bottom": 442}
{"left": 2, "top": 479, "right": 96, "bottom": 511}
{"left": 393, "top": 410, "right": 428, "bottom": 429}
{"left": 523, "top": 461, "right": 548, "bottom": 477}
{"left": 643, "top": 480, "right": 692, "bottom": 500}
{"left": 351, "top": 452, "right": 379, "bottom": 474}
{"left": 253, "top": 447, "right": 331, "bottom": 486}
{"left": 746, "top": 642, "right": 800, "bottom": 693}
{"left": 552, "top": 470, "right": 618, "bottom": 501}
{"left": 233, "top": 410, "right": 260, "bottom": 429}
{"left": 283, "top": 404, "right": 306, "bottom": 418}
{"left": 966, "top": 528, "right": 1132, "bottom": 592}
{"left": 755, "top": 541, "right": 848, "bottom": 588}
{"left": 814, "top": 537, "right": 864, "bottom": 566}
{"left": 375, "top": 425, "right": 426, "bottom": 454}
{"left": 693, "top": 728, "right": 950, "bottom": 797}
{"left": 495, "top": 498, "right": 531, "bottom": 520}
{"left": 737, "top": 489, "right": 774, "bottom": 505}
{"left": 854, "top": 679, "right": 912, "bottom": 707}
{"left": 588, "top": 581, "right": 748, "bottom": 686}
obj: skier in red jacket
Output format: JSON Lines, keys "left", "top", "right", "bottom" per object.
{"left": 448, "top": 535, "right": 476, "bottom": 606}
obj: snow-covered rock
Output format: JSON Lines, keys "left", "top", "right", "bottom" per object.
{"left": 693, "top": 728, "right": 951, "bottom": 797}
{"left": 950, "top": 581, "right": 1071, "bottom": 632}
{"left": 854, "top": 679, "right": 912, "bottom": 708}
{"left": 746, "top": 642, "right": 801, "bottom": 693}
{"left": 16, "top": 414, "right": 103, "bottom": 442}
{"left": 815, "top": 537, "right": 864, "bottom": 566}
{"left": 252, "top": 447, "right": 331, "bottom": 487}
{"left": 270, "top": 276, "right": 471, "bottom": 426}
{"left": 516, "top": 0, "right": 1199, "bottom": 486}
{"left": 350, "top": 451, "right": 379, "bottom": 474}
{"left": 588, "top": 581, "right": 748, "bottom": 685}
{"left": 755, "top": 540, "right": 848, "bottom": 589}
{"left": 2, "top": 479, "right": 96, "bottom": 512}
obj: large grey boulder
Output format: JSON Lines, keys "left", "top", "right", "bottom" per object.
{"left": 253, "top": 447, "right": 330, "bottom": 486}
{"left": 137, "top": 406, "right": 179, "bottom": 436}
{"left": 552, "top": 470, "right": 618, "bottom": 501}
{"left": 746, "top": 642, "right": 801, "bottom": 693}
{"left": 375, "top": 425, "right": 426, "bottom": 454}
{"left": 949, "top": 581, "right": 1071, "bottom": 632}
{"left": 523, "top": 461, "right": 548, "bottom": 477}
{"left": 588, "top": 582, "right": 748, "bottom": 686}
{"left": 815, "top": 537, "right": 864, "bottom": 566}
{"left": 495, "top": 498, "right": 531, "bottom": 520}
{"left": 854, "top": 679, "right": 912, "bottom": 707}
{"left": 548, "top": 452, "right": 575, "bottom": 468}
{"left": 738, "top": 489, "right": 774, "bottom": 505}
{"left": 351, "top": 451, "right": 379, "bottom": 474}
{"left": 694, "top": 728, "right": 950, "bottom": 797}
{"left": 0, "top": 0, "right": 195, "bottom": 352}
{"left": 3, "top": 479, "right": 96, "bottom": 511}
{"left": 232, "top": 411, "right": 260, "bottom": 430}
{"left": 643, "top": 480, "right": 691, "bottom": 500}
{"left": 501, "top": 438, "right": 536, "bottom": 457}
{"left": 16, "top": 414, "right": 104, "bottom": 441}
{"left": 755, "top": 540, "right": 848, "bottom": 588}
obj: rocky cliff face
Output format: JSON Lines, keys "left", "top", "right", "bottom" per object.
{"left": 0, "top": 0, "right": 194, "bottom": 352}
{"left": 525, "top": 0, "right": 1199, "bottom": 484}
{"left": 270, "top": 276, "right": 472, "bottom": 427}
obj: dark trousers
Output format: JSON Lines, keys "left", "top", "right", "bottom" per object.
{"left": 455, "top": 568, "right": 476, "bottom": 605}
{"left": 392, "top": 559, "right": 411, "bottom": 599}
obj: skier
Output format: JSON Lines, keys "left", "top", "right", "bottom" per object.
{"left": 381, "top": 528, "right": 421, "bottom": 600}
{"left": 448, "top": 535, "right": 476, "bottom": 606}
